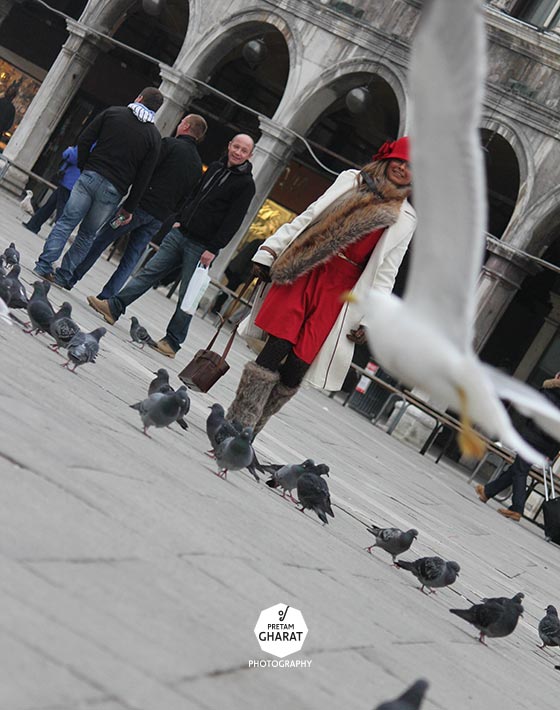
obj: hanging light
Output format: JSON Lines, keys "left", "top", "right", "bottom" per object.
{"left": 242, "top": 38, "right": 268, "bottom": 70}
{"left": 345, "top": 86, "right": 372, "bottom": 114}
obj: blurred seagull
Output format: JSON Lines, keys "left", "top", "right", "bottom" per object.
{"left": 350, "top": 0, "right": 560, "bottom": 464}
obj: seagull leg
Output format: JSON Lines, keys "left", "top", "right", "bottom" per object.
{"left": 456, "top": 386, "right": 487, "bottom": 459}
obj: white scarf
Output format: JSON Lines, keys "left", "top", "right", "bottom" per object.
{"left": 127, "top": 102, "right": 155, "bottom": 123}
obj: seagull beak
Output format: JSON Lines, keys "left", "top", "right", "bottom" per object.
{"left": 456, "top": 386, "right": 487, "bottom": 460}
{"left": 341, "top": 291, "right": 358, "bottom": 304}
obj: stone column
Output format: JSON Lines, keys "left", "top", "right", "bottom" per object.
{"left": 515, "top": 293, "right": 560, "bottom": 380}
{"left": 211, "top": 117, "right": 297, "bottom": 277}
{"left": 1, "top": 19, "right": 110, "bottom": 195}
{"left": 473, "top": 239, "right": 536, "bottom": 352}
{"left": 155, "top": 65, "right": 202, "bottom": 137}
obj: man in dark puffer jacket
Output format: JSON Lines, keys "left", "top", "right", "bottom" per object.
{"left": 475, "top": 373, "right": 560, "bottom": 521}
{"left": 87, "top": 134, "right": 256, "bottom": 358}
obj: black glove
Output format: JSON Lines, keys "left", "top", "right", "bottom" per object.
{"left": 346, "top": 326, "right": 367, "bottom": 345}
{"left": 252, "top": 263, "right": 271, "bottom": 282}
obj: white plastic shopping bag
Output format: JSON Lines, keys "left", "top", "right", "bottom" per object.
{"left": 181, "top": 262, "right": 211, "bottom": 315}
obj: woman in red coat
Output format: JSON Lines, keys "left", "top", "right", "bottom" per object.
{"left": 227, "top": 137, "right": 414, "bottom": 435}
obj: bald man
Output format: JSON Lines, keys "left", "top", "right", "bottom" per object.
{"left": 87, "top": 133, "right": 256, "bottom": 358}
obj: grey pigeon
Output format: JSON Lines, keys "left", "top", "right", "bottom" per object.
{"left": 130, "top": 388, "right": 190, "bottom": 437}
{"left": 215, "top": 426, "right": 255, "bottom": 480}
{"left": 206, "top": 405, "right": 261, "bottom": 480}
{"left": 4, "top": 264, "right": 27, "bottom": 308}
{"left": 481, "top": 592, "right": 524, "bottom": 606}
{"left": 538, "top": 605, "right": 560, "bottom": 649}
{"left": 3, "top": 242, "right": 20, "bottom": 266}
{"left": 450, "top": 596, "right": 524, "bottom": 645}
{"left": 62, "top": 327, "right": 106, "bottom": 372}
{"left": 296, "top": 471, "right": 334, "bottom": 524}
{"left": 375, "top": 679, "right": 429, "bottom": 710}
{"left": 174, "top": 384, "right": 190, "bottom": 431}
{"left": 0, "top": 255, "right": 7, "bottom": 277}
{"left": 129, "top": 316, "right": 156, "bottom": 348}
{"left": 365, "top": 525, "right": 418, "bottom": 565}
{"left": 266, "top": 459, "right": 320, "bottom": 503}
{"left": 25, "top": 281, "right": 55, "bottom": 334}
{"left": 49, "top": 302, "right": 80, "bottom": 352}
{"left": 148, "top": 368, "right": 172, "bottom": 395}
{"left": 396, "top": 556, "right": 460, "bottom": 594}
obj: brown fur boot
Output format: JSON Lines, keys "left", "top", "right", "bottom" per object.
{"left": 226, "top": 361, "right": 280, "bottom": 429}
{"left": 253, "top": 382, "right": 300, "bottom": 436}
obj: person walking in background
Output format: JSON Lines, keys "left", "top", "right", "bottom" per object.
{"left": 0, "top": 83, "right": 17, "bottom": 138}
{"left": 87, "top": 133, "right": 256, "bottom": 358}
{"left": 23, "top": 145, "right": 81, "bottom": 234}
{"left": 475, "top": 372, "right": 560, "bottom": 521}
{"left": 227, "top": 137, "right": 416, "bottom": 437}
{"left": 33, "top": 87, "right": 162, "bottom": 287}
{"left": 66, "top": 114, "right": 207, "bottom": 299}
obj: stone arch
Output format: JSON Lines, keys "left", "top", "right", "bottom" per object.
{"left": 516, "top": 188, "right": 560, "bottom": 257}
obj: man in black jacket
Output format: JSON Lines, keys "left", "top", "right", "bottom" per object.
{"left": 67, "top": 113, "right": 207, "bottom": 298}
{"left": 87, "top": 133, "right": 256, "bottom": 358}
{"left": 34, "top": 88, "right": 162, "bottom": 287}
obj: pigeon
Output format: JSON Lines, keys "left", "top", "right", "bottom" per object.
{"left": 206, "top": 405, "right": 261, "bottom": 480}
{"left": 174, "top": 384, "right": 190, "bottom": 431}
{"left": 24, "top": 281, "right": 55, "bottom": 334}
{"left": 296, "top": 471, "right": 334, "bottom": 524}
{"left": 62, "top": 327, "right": 106, "bottom": 372}
{"left": 365, "top": 526, "right": 418, "bottom": 565}
{"left": 396, "top": 557, "right": 460, "bottom": 594}
{"left": 214, "top": 426, "right": 255, "bottom": 480}
{"left": 3, "top": 264, "right": 27, "bottom": 308}
{"left": 481, "top": 592, "right": 525, "bottom": 606}
{"left": 129, "top": 316, "right": 156, "bottom": 348}
{"left": 450, "top": 596, "right": 524, "bottom": 645}
{"left": 538, "top": 605, "right": 560, "bottom": 649}
{"left": 49, "top": 302, "right": 80, "bottom": 352}
{"left": 265, "top": 459, "right": 320, "bottom": 503}
{"left": 0, "top": 255, "right": 7, "bottom": 277}
{"left": 3, "top": 242, "right": 20, "bottom": 266}
{"left": 130, "top": 388, "right": 190, "bottom": 437}
{"left": 148, "top": 368, "right": 173, "bottom": 395}
{"left": 20, "top": 189, "right": 34, "bottom": 215}
{"left": 375, "top": 679, "right": 429, "bottom": 710}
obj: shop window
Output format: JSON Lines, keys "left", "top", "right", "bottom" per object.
{"left": 0, "top": 59, "right": 40, "bottom": 150}
{"left": 512, "top": 0, "right": 560, "bottom": 27}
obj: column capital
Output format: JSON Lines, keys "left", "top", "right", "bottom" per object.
{"left": 65, "top": 18, "right": 113, "bottom": 52}
{"left": 482, "top": 239, "right": 538, "bottom": 290}
{"left": 158, "top": 65, "right": 202, "bottom": 100}
{"left": 258, "top": 116, "right": 297, "bottom": 147}
{"left": 256, "top": 117, "right": 297, "bottom": 164}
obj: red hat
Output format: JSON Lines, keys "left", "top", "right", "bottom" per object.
{"left": 372, "top": 136, "right": 410, "bottom": 162}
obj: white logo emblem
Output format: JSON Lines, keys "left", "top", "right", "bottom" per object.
{"left": 254, "top": 603, "right": 308, "bottom": 658}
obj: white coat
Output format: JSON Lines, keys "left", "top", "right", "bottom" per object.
{"left": 244, "top": 169, "right": 417, "bottom": 391}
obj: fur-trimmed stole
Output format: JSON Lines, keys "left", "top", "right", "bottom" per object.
{"left": 270, "top": 170, "right": 410, "bottom": 285}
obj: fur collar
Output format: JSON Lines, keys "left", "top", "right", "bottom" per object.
{"left": 543, "top": 378, "right": 560, "bottom": 389}
{"left": 270, "top": 171, "right": 409, "bottom": 285}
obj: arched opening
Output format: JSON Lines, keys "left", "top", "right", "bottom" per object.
{"left": 480, "top": 129, "right": 520, "bottom": 238}
{"left": 189, "top": 24, "right": 290, "bottom": 164}
{"left": 30, "top": 0, "right": 188, "bottom": 196}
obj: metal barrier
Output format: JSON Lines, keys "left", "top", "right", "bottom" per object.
{"left": 0, "top": 154, "right": 57, "bottom": 191}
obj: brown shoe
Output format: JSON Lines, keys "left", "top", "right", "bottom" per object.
{"left": 87, "top": 295, "right": 116, "bottom": 325}
{"left": 475, "top": 484, "right": 488, "bottom": 503}
{"left": 150, "top": 338, "right": 176, "bottom": 359}
{"left": 497, "top": 508, "right": 521, "bottom": 521}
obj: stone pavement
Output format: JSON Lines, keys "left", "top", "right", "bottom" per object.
{"left": 0, "top": 190, "right": 559, "bottom": 710}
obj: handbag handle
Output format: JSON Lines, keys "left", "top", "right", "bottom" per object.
{"left": 203, "top": 278, "right": 257, "bottom": 351}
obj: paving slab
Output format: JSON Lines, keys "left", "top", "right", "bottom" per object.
{"left": 1, "top": 191, "right": 559, "bottom": 709}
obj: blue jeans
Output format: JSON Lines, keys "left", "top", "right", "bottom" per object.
{"left": 107, "top": 228, "right": 205, "bottom": 351}
{"left": 70, "top": 207, "right": 162, "bottom": 299}
{"left": 484, "top": 454, "right": 532, "bottom": 514}
{"left": 34, "top": 171, "right": 122, "bottom": 284}
{"left": 25, "top": 186, "right": 70, "bottom": 233}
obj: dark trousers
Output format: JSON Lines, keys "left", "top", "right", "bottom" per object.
{"left": 24, "top": 186, "right": 70, "bottom": 233}
{"left": 484, "top": 454, "right": 532, "bottom": 514}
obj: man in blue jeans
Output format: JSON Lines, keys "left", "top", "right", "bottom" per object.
{"left": 67, "top": 114, "right": 207, "bottom": 299}
{"left": 87, "top": 134, "right": 256, "bottom": 358}
{"left": 33, "top": 87, "right": 162, "bottom": 286}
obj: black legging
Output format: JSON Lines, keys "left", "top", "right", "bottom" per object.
{"left": 256, "top": 335, "right": 310, "bottom": 388}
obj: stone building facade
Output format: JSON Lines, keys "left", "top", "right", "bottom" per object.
{"left": 1, "top": 0, "right": 560, "bottom": 385}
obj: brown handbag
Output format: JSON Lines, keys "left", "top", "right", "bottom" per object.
{"left": 178, "top": 280, "right": 254, "bottom": 393}
{"left": 178, "top": 324, "right": 237, "bottom": 392}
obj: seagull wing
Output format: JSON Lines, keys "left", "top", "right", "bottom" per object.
{"left": 404, "top": 0, "right": 487, "bottom": 352}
